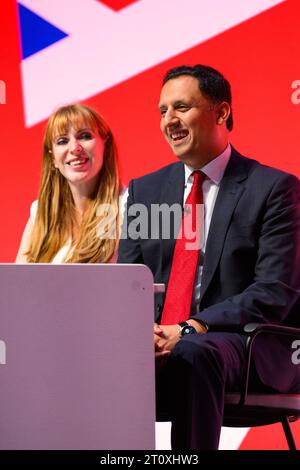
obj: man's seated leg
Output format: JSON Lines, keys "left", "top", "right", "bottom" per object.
{"left": 156, "top": 332, "right": 247, "bottom": 450}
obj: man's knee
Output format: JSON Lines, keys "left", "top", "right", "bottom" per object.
{"left": 171, "top": 333, "right": 225, "bottom": 371}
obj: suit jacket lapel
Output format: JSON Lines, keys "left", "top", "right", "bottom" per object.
{"left": 160, "top": 162, "right": 185, "bottom": 285}
{"left": 200, "top": 151, "right": 249, "bottom": 303}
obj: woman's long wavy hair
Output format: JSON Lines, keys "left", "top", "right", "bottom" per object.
{"left": 26, "top": 104, "right": 120, "bottom": 263}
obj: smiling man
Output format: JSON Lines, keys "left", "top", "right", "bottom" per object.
{"left": 118, "top": 65, "right": 300, "bottom": 450}
{"left": 158, "top": 73, "right": 230, "bottom": 168}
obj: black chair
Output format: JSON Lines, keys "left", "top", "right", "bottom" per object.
{"left": 224, "top": 323, "right": 300, "bottom": 450}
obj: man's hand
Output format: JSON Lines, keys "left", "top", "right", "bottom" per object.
{"left": 154, "top": 323, "right": 181, "bottom": 357}
{"left": 154, "top": 323, "right": 171, "bottom": 366}
{"left": 154, "top": 319, "right": 208, "bottom": 361}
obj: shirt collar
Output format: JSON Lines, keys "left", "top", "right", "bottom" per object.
{"left": 184, "top": 143, "right": 231, "bottom": 185}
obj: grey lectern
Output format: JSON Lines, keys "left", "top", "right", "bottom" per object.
{"left": 0, "top": 264, "right": 155, "bottom": 450}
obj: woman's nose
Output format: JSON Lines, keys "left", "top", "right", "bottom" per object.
{"left": 70, "top": 138, "right": 83, "bottom": 154}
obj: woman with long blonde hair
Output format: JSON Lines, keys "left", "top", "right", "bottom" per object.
{"left": 16, "top": 104, "right": 122, "bottom": 263}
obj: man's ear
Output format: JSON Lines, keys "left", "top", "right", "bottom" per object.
{"left": 216, "top": 102, "right": 231, "bottom": 125}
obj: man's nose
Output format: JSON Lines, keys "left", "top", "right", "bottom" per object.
{"left": 164, "top": 108, "right": 178, "bottom": 125}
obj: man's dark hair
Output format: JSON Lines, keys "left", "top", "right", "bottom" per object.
{"left": 163, "top": 65, "right": 233, "bottom": 131}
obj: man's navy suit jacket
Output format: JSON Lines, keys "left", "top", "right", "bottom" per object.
{"left": 118, "top": 148, "right": 300, "bottom": 392}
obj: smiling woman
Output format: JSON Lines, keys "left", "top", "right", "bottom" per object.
{"left": 52, "top": 126, "right": 105, "bottom": 189}
{"left": 16, "top": 104, "right": 123, "bottom": 263}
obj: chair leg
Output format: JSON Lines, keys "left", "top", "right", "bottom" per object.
{"left": 281, "top": 417, "right": 297, "bottom": 450}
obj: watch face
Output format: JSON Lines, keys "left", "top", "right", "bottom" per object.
{"left": 181, "top": 325, "right": 196, "bottom": 336}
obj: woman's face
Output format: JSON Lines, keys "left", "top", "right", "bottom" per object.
{"left": 51, "top": 125, "right": 105, "bottom": 190}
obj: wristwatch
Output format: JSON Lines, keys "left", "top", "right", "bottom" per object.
{"left": 178, "top": 321, "right": 197, "bottom": 337}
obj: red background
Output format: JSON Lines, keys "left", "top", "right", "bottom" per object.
{"left": 0, "top": 0, "right": 299, "bottom": 449}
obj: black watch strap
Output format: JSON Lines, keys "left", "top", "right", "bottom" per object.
{"left": 178, "top": 321, "right": 197, "bottom": 337}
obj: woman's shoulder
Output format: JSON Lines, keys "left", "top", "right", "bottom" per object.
{"left": 119, "top": 187, "right": 128, "bottom": 214}
{"left": 30, "top": 200, "right": 38, "bottom": 222}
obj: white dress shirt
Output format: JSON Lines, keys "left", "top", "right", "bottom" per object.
{"left": 183, "top": 144, "right": 231, "bottom": 312}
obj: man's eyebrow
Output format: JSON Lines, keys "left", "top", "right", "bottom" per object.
{"left": 159, "top": 100, "right": 184, "bottom": 108}
{"left": 173, "top": 100, "right": 188, "bottom": 106}
{"left": 159, "top": 99, "right": 190, "bottom": 108}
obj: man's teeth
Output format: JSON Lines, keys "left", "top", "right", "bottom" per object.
{"left": 171, "top": 131, "right": 188, "bottom": 141}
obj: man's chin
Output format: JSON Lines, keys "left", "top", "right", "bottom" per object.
{"left": 173, "top": 151, "right": 190, "bottom": 163}
{"left": 174, "top": 152, "right": 201, "bottom": 169}
{"left": 171, "top": 145, "right": 187, "bottom": 157}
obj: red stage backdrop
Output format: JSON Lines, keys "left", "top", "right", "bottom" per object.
{"left": 0, "top": 0, "right": 299, "bottom": 449}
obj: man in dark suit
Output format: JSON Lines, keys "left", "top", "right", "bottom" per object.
{"left": 118, "top": 65, "right": 300, "bottom": 449}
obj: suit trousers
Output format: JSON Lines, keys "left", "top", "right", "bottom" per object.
{"left": 156, "top": 332, "right": 248, "bottom": 450}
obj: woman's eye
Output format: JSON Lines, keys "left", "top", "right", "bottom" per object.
{"left": 79, "top": 132, "right": 92, "bottom": 140}
{"left": 56, "top": 138, "right": 68, "bottom": 145}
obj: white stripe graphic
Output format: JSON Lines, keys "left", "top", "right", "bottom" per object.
{"left": 19, "top": 0, "right": 285, "bottom": 127}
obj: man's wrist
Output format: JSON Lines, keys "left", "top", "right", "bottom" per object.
{"left": 178, "top": 321, "right": 196, "bottom": 337}
{"left": 187, "top": 319, "right": 209, "bottom": 334}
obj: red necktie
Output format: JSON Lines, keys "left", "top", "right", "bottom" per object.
{"left": 160, "top": 171, "right": 205, "bottom": 325}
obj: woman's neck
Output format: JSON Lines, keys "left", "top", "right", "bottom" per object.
{"left": 68, "top": 182, "right": 95, "bottom": 215}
